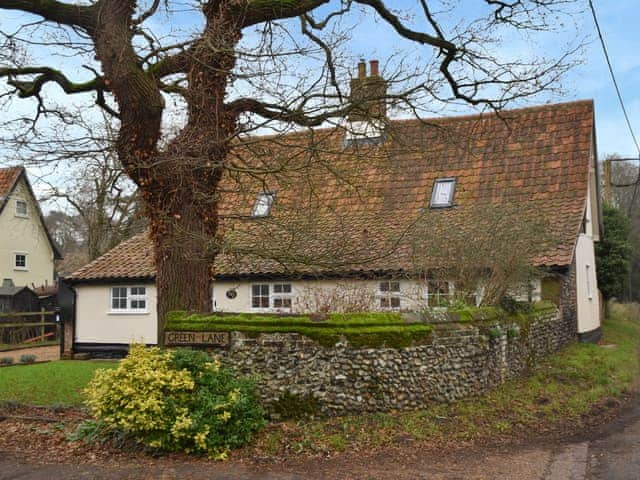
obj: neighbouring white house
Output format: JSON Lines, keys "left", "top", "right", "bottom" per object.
{"left": 65, "top": 62, "right": 603, "bottom": 355}
{"left": 0, "top": 166, "right": 62, "bottom": 290}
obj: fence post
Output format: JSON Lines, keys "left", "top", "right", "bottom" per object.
{"left": 40, "top": 307, "right": 45, "bottom": 342}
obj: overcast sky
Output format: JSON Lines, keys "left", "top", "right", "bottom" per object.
{"left": 1, "top": 0, "right": 638, "bottom": 194}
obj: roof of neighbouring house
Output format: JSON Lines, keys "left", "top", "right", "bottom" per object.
{"left": 0, "top": 279, "right": 36, "bottom": 297}
{"left": 0, "top": 166, "right": 63, "bottom": 260}
{"left": 0, "top": 166, "right": 22, "bottom": 205}
{"left": 67, "top": 100, "right": 597, "bottom": 283}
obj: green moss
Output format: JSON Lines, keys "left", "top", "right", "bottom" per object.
{"left": 488, "top": 326, "right": 503, "bottom": 339}
{"left": 271, "top": 391, "right": 321, "bottom": 420}
{"left": 166, "top": 303, "right": 556, "bottom": 349}
{"left": 507, "top": 326, "right": 520, "bottom": 339}
{"left": 166, "top": 311, "right": 432, "bottom": 349}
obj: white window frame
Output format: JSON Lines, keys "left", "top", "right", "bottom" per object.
{"left": 271, "top": 283, "right": 293, "bottom": 311}
{"left": 109, "top": 286, "right": 149, "bottom": 314}
{"left": 585, "top": 264, "right": 593, "bottom": 300}
{"left": 251, "top": 192, "right": 275, "bottom": 218}
{"left": 430, "top": 178, "right": 457, "bottom": 208}
{"left": 15, "top": 199, "right": 28, "bottom": 218}
{"left": 377, "top": 280, "right": 401, "bottom": 310}
{"left": 250, "top": 283, "right": 293, "bottom": 311}
{"left": 250, "top": 283, "right": 271, "bottom": 310}
{"left": 13, "top": 252, "right": 28, "bottom": 271}
{"left": 423, "top": 280, "right": 454, "bottom": 308}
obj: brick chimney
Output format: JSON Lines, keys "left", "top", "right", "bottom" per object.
{"left": 348, "top": 59, "right": 388, "bottom": 122}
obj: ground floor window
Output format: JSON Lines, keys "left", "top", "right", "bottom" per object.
{"left": 251, "top": 284, "right": 270, "bottom": 308}
{"left": 585, "top": 264, "right": 593, "bottom": 300}
{"left": 272, "top": 283, "right": 292, "bottom": 309}
{"left": 251, "top": 283, "right": 292, "bottom": 311}
{"left": 378, "top": 280, "right": 401, "bottom": 310}
{"left": 110, "top": 286, "right": 148, "bottom": 313}
{"left": 425, "top": 280, "right": 453, "bottom": 307}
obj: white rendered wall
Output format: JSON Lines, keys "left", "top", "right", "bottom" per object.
{"left": 0, "top": 178, "right": 55, "bottom": 288}
{"left": 575, "top": 233, "right": 601, "bottom": 334}
{"left": 74, "top": 283, "right": 158, "bottom": 345}
{"left": 212, "top": 278, "right": 466, "bottom": 314}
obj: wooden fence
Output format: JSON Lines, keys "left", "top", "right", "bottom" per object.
{"left": 0, "top": 308, "right": 59, "bottom": 347}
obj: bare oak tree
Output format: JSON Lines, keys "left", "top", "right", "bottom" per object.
{"left": 0, "top": 0, "right": 581, "bottom": 337}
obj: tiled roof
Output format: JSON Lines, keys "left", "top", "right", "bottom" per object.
{"left": 0, "top": 167, "right": 22, "bottom": 211}
{"left": 68, "top": 233, "right": 155, "bottom": 281}
{"left": 68, "top": 100, "right": 595, "bottom": 282}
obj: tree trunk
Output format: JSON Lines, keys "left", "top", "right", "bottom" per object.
{"left": 141, "top": 156, "right": 225, "bottom": 344}
{"left": 89, "top": 0, "right": 242, "bottom": 344}
{"left": 153, "top": 199, "right": 217, "bottom": 336}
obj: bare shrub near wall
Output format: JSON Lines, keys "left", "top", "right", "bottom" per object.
{"left": 410, "top": 204, "right": 553, "bottom": 306}
{"left": 295, "top": 282, "right": 377, "bottom": 313}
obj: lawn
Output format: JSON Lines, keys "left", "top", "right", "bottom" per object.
{"left": 0, "top": 360, "right": 117, "bottom": 407}
{"left": 252, "top": 302, "right": 640, "bottom": 455}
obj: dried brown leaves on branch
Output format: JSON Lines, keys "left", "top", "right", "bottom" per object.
{"left": 0, "top": 0, "right": 583, "bottom": 334}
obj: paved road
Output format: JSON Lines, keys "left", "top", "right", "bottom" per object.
{"left": 1, "top": 400, "right": 639, "bottom": 479}
{"left": 587, "top": 399, "right": 640, "bottom": 480}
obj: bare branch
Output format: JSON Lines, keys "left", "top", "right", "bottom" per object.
{"left": 0, "top": 0, "right": 96, "bottom": 31}
{"left": 0, "top": 66, "right": 105, "bottom": 97}
{"left": 238, "top": 0, "right": 331, "bottom": 27}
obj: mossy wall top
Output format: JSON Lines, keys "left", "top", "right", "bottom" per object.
{"left": 165, "top": 303, "right": 556, "bottom": 349}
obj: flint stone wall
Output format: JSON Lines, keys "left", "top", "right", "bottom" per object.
{"left": 216, "top": 308, "right": 574, "bottom": 415}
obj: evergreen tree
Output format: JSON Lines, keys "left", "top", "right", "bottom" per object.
{"left": 596, "top": 204, "right": 633, "bottom": 299}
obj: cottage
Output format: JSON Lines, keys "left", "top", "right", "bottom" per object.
{"left": 65, "top": 65, "right": 602, "bottom": 354}
{"left": 0, "top": 167, "right": 62, "bottom": 290}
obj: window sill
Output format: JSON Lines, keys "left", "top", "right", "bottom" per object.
{"left": 14, "top": 214, "right": 29, "bottom": 219}
{"left": 108, "top": 310, "right": 149, "bottom": 316}
{"left": 429, "top": 203, "right": 456, "bottom": 209}
{"left": 13, "top": 267, "right": 28, "bottom": 272}
{"left": 250, "top": 308, "right": 292, "bottom": 313}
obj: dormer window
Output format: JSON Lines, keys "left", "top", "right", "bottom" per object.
{"left": 343, "top": 120, "right": 385, "bottom": 147}
{"left": 15, "top": 199, "right": 28, "bottom": 217}
{"left": 430, "top": 178, "right": 456, "bottom": 208}
{"left": 251, "top": 192, "right": 275, "bottom": 218}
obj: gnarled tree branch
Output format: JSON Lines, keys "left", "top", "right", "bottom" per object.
{"left": 0, "top": 0, "right": 96, "bottom": 31}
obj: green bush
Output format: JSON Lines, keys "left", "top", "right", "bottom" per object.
{"left": 0, "top": 357, "right": 14, "bottom": 366}
{"left": 499, "top": 295, "right": 534, "bottom": 315}
{"left": 19, "top": 354, "right": 36, "bottom": 364}
{"left": 596, "top": 203, "right": 633, "bottom": 300}
{"left": 81, "top": 345, "right": 264, "bottom": 458}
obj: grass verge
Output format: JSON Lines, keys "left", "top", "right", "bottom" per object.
{"left": 0, "top": 360, "right": 117, "bottom": 407}
{"left": 250, "top": 302, "right": 640, "bottom": 456}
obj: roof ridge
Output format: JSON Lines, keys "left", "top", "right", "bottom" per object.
{"left": 390, "top": 99, "right": 594, "bottom": 125}
{"left": 236, "top": 99, "right": 594, "bottom": 141}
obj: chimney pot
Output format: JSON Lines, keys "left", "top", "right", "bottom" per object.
{"left": 370, "top": 60, "right": 379, "bottom": 76}
{"left": 357, "top": 59, "right": 366, "bottom": 79}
